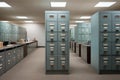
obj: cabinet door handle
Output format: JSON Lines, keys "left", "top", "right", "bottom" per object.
{"left": 0, "top": 67, "right": 2, "bottom": 69}
{"left": 0, "top": 64, "right": 3, "bottom": 66}
{"left": 0, "top": 56, "right": 2, "bottom": 58}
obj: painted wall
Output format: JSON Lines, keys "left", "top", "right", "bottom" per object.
{"left": 21, "top": 23, "right": 45, "bottom": 46}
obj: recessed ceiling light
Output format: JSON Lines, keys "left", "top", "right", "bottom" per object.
{"left": 75, "top": 21, "right": 85, "bottom": 23}
{"left": 95, "top": 2, "right": 116, "bottom": 7}
{"left": 50, "top": 2, "right": 67, "bottom": 7}
{"left": 80, "top": 16, "right": 91, "bottom": 19}
{"left": 0, "top": 2, "right": 11, "bottom": 7}
{"left": 25, "top": 21, "right": 33, "bottom": 23}
{"left": 16, "top": 16, "right": 28, "bottom": 19}
{"left": 1, "top": 21, "right": 9, "bottom": 22}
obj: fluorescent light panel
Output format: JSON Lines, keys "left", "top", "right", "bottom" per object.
{"left": 80, "top": 16, "right": 91, "bottom": 19}
{"left": 25, "top": 21, "right": 33, "bottom": 23}
{"left": 95, "top": 2, "right": 116, "bottom": 7}
{"left": 2, "top": 21, "right": 9, "bottom": 22}
{"left": 16, "top": 16, "right": 28, "bottom": 19}
{"left": 51, "top": 2, "right": 66, "bottom": 7}
{"left": 0, "top": 2, "right": 11, "bottom": 7}
{"left": 75, "top": 21, "right": 85, "bottom": 23}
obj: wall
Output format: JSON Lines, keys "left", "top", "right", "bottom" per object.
{"left": 21, "top": 23, "right": 45, "bottom": 46}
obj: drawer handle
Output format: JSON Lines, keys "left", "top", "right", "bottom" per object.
{"left": 103, "top": 58, "right": 108, "bottom": 60}
{"left": 61, "top": 24, "right": 66, "bottom": 26}
{"left": 0, "top": 64, "right": 3, "bottom": 66}
{"left": 50, "top": 61, "right": 54, "bottom": 65}
{"left": 0, "top": 67, "right": 2, "bottom": 69}
{"left": 61, "top": 44, "right": 65, "bottom": 46}
{"left": 49, "top": 24, "right": 54, "bottom": 26}
{"left": 61, "top": 57, "right": 66, "bottom": 60}
{"left": 103, "top": 24, "right": 108, "bottom": 26}
{"left": 49, "top": 44, "right": 55, "bottom": 46}
{"left": 0, "top": 56, "right": 2, "bottom": 58}
{"left": 50, "top": 57, "right": 54, "bottom": 60}
{"left": 50, "top": 27, "right": 54, "bottom": 29}
{"left": 115, "top": 24, "right": 120, "bottom": 26}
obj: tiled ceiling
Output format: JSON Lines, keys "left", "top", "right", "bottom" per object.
{"left": 0, "top": 0, "right": 120, "bottom": 24}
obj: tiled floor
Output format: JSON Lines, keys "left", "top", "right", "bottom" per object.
{"left": 0, "top": 48, "right": 120, "bottom": 80}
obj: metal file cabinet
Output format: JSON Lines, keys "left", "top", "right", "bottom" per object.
{"left": 0, "top": 51, "right": 5, "bottom": 76}
{"left": 0, "top": 22, "right": 11, "bottom": 33}
{"left": 45, "top": 11, "right": 69, "bottom": 74}
{"left": 5, "top": 49, "right": 13, "bottom": 71}
{"left": 91, "top": 11, "right": 120, "bottom": 74}
{"left": 0, "top": 21, "right": 27, "bottom": 42}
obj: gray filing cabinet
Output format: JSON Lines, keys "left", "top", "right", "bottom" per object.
{"left": 45, "top": 11, "right": 70, "bottom": 74}
{"left": 91, "top": 11, "right": 120, "bottom": 74}
{"left": 0, "top": 51, "right": 5, "bottom": 76}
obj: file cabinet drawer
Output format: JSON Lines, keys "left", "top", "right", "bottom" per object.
{"left": 58, "top": 22, "right": 69, "bottom": 32}
{"left": 100, "top": 56, "right": 111, "bottom": 70}
{"left": 46, "top": 14, "right": 57, "bottom": 21}
{"left": 46, "top": 33, "right": 57, "bottom": 41}
{"left": 58, "top": 13, "right": 69, "bottom": 21}
{"left": 46, "top": 22, "right": 57, "bottom": 32}
{"left": 112, "top": 56, "right": 120, "bottom": 70}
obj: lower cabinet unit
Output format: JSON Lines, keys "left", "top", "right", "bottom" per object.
{"left": 0, "top": 52, "right": 5, "bottom": 76}
{"left": 0, "top": 41, "right": 38, "bottom": 76}
{"left": 91, "top": 11, "right": 120, "bottom": 74}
